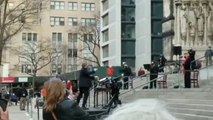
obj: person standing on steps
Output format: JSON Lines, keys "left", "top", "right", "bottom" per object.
{"left": 158, "top": 54, "right": 167, "bottom": 72}
{"left": 121, "top": 63, "right": 132, "bottom": 90}
{"left": 150, "top": 62, "right": 159, "bottom": 89}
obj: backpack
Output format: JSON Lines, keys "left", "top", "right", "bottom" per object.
{"left": 22, "top": 89, "right": 27, "bottom": 97}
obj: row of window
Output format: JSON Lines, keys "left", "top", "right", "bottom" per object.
{"left": 22, "top": 32, "right": 93, "bottom": 43}
{"left": 50, "top": 17, "right": 95, "bottom": 26}
{"left": 22, "top": 33, "right": 38, "bottom": 42}
{"left": 50, "top": 1, "right": 95, "bottom": 11}
{"left": 21, "top": 64, "right": 78, "bottom": 73}
{"left": 51, "top": 32, "right": 93, "bottom": 44}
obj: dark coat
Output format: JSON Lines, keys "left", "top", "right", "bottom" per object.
{"left": 78, "top": 68, "right": 95, "bottom": 88}
{"left": 43, "top": 99, "right": 94, "bottom": 120}
{"left": 150, "top": 64, "right": 159, "bottom": 80}
{"left": 121, "top": 66, "right": 132, "bottom": 76}
{"left": 18, "top": 88, "right": 28, "bottom": 98}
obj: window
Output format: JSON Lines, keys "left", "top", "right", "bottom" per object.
{"left": 67, "top": 64, "right": 77, "bottom": 72}
{"left": 121, "top": 7, "right": 135, "bottom": 21}
{"left": 81, "top": 3, "right": 95, "bottom": 11}
{"left": 152, "top": 38, "right": 162, "bottom": 54}
{"left": 68, "top": 33, "right": 78, "bottom": 49}
{"left": 27, "top": 33, "right": 32, "bottom": 41}
{"left": 151, "top": 20, "right": 162, "bottom": 35}
{"left": 68, "top": 17, "right": 78, "bottom": 26}
{"left": 102, "top": 0, "right": 109, "bottom": 11}
{"left": 68, "top": 64, "right": 72, "bottom": 72}
{"left": 71, "top": 64, "right": 78, "bottom": 71}
{"left": 50, "top": 17, "right": 65, "bottom": 26}
{"left": 68, "top": 49, "right": 77, "bottom": 57}
{"left": 81, "top": 18, "right": 95, "bottom": 26}
{"left": 121, "top": 57, "right": 135, "bottom": 68}
{"left": 22, "top": 32, "right": 37, "bottom": 42}
{"left": 33, "top": 33, "right": 37, "bottom": 41}
{"left": 121, "top": 41, "right": 135, "bottom": 55}
{"left": 83, "top": 34, "right": 93, "bottom": 42}
{"left": 121, "top": 0, "right": 135, "bottom": 5}
{"left": 68, "top": 2, "right": 77, "bottom": 10}
{"left": 102, "top": 30, "right": 109, "bottom": 42}
{"left": 21, "top": 64, "right": 33, "bottom": 73}
{"left": 22, "top": 33, "right": 26, "bottom": 41}
{"left": 57, "top": 64, "right": 62, "bottom": 73}
{"left": 102, "top": 14, "right": 108, "bottom": 27}
{"left": 102, "top": 61, "right": 109, "bottom": 66}
{"left": 102, "top": 45, "right": 109, "bottom": 58}
{"left": 52, "top": 64, "right": 56, "bottom": 73}
{"left": 52, "top": 32, "right": 62, "bottom": 47}
{"left": 151, "top": 2, "right": 163, "bottom": 17}
{"left": 50, "top": 1, "right": 65, "bottom": 10}
{"left": 121, "top": 24, "right": 135, "bottom": 39}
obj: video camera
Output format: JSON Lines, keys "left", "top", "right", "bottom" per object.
{"left": 97, "top": 76, "right": 122, "bottom": 90}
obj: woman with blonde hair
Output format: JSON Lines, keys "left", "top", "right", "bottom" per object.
{"left": 43, "top": 78, "right": 93, "bottom": 120}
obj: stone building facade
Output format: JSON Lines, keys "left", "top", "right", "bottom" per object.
{"left": 163, "top": 0, "right": 213, "bottom": 61}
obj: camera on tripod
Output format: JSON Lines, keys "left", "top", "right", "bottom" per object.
{"left": 97, "top": 76, "right": 122, "bottom": 90}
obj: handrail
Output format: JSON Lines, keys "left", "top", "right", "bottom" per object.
{"left": 121, "top": 61, "right": 213, "bottom": 97}
{"left": 190, "top": 56, "right": 206, "bottom": 70}
{"left": 87, "top": 61, "right": 185, "bottom": 108}
{"left": 120, "top": 74, "right": 167, "bottom": 96}
{"left": 120, "top": 70, "right": 177, "bottom": 96}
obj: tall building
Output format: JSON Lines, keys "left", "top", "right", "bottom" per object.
{"left": 100, "top": 0, "right": 163, "bottom": 71}
{"left": 1, "top": 0, "right": 100, "bottom": 78}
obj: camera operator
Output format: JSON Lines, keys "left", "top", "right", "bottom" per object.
{"left": 110, "top": 76, "right": 122, "bottom": 107}
{"left": 77, "top": 63, "right": 96, "bottom": 110}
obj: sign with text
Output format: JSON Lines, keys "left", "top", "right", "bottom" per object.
{"left": 1, "top": 77, "right": 16, "bottom": 83}
{"left": 18, "top": 77, "right": 28, "bottom": 82}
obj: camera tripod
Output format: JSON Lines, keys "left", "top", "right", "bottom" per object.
{"left": 88, "top": 93, "right": 121, "bottom": 120}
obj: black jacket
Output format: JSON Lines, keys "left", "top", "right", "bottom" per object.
{"left": 121, "top": 67, "right": 132, "bottom": 76}
{"left": 78, "top": 68, "right": 95, "bottom": 88}
{"left": 150, "top": 64, "right": 159, "bottom": 80}
{"left": 43, "top": 99, "right": 94, "bottom": 120}
{"left": 18, "top": 88, "right": 28, "bottom": 98}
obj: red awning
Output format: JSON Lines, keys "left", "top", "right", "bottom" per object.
{"left": 0, "top": 77, "right": 16, "bottom": 83}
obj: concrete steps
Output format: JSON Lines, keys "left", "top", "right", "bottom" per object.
{"left": 173, "top": 113, "right": 213, "bottom": 120}
{"left": 119, "top": 88, "right": 213, "bottom": 120}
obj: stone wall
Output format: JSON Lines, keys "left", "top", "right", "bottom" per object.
{"left": 163, "top": 0, "right": 213, "bottom": 61}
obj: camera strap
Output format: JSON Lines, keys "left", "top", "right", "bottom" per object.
{"left": 51, "top": 111, "right": 58, "bottom": 120}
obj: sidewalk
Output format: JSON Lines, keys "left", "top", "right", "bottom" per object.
{"left": 8, "top": 99, "right": 43, "bottom": 120}
{"left": 8, "top": 105, "right": 31, "bottom": 120}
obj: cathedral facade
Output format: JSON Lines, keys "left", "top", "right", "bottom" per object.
{"left": 163, "top": 0, "right": 213, "bottom": 61}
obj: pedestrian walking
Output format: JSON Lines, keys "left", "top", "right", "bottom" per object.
{"left": 205, "top": 46, "right": 213, "bottom": 66}
{"left": 18, "top": 86, "right": 28, "bottom": 111}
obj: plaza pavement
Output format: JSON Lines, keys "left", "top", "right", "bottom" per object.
{"left": 8, "top": 105, "right": 31, "bottom": 120}
{"left": 8, "top": 100, "right": 43, "bottom": 120}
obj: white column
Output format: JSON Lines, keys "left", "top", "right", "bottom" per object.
{"left": 203, "top": 3, "right": 208, "bottom": 46}
{"left": 175, "top": 2, "right": 181, "bottom": 46}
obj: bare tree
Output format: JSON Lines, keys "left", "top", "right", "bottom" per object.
{"left": 75, "top": 14, "right": 101, "bottom": 66}
{"left": 14, "top": 41, "right": 55, "bottom": 95}
{"left": 0, "top": 0, "right": 44, "bottom": 65}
